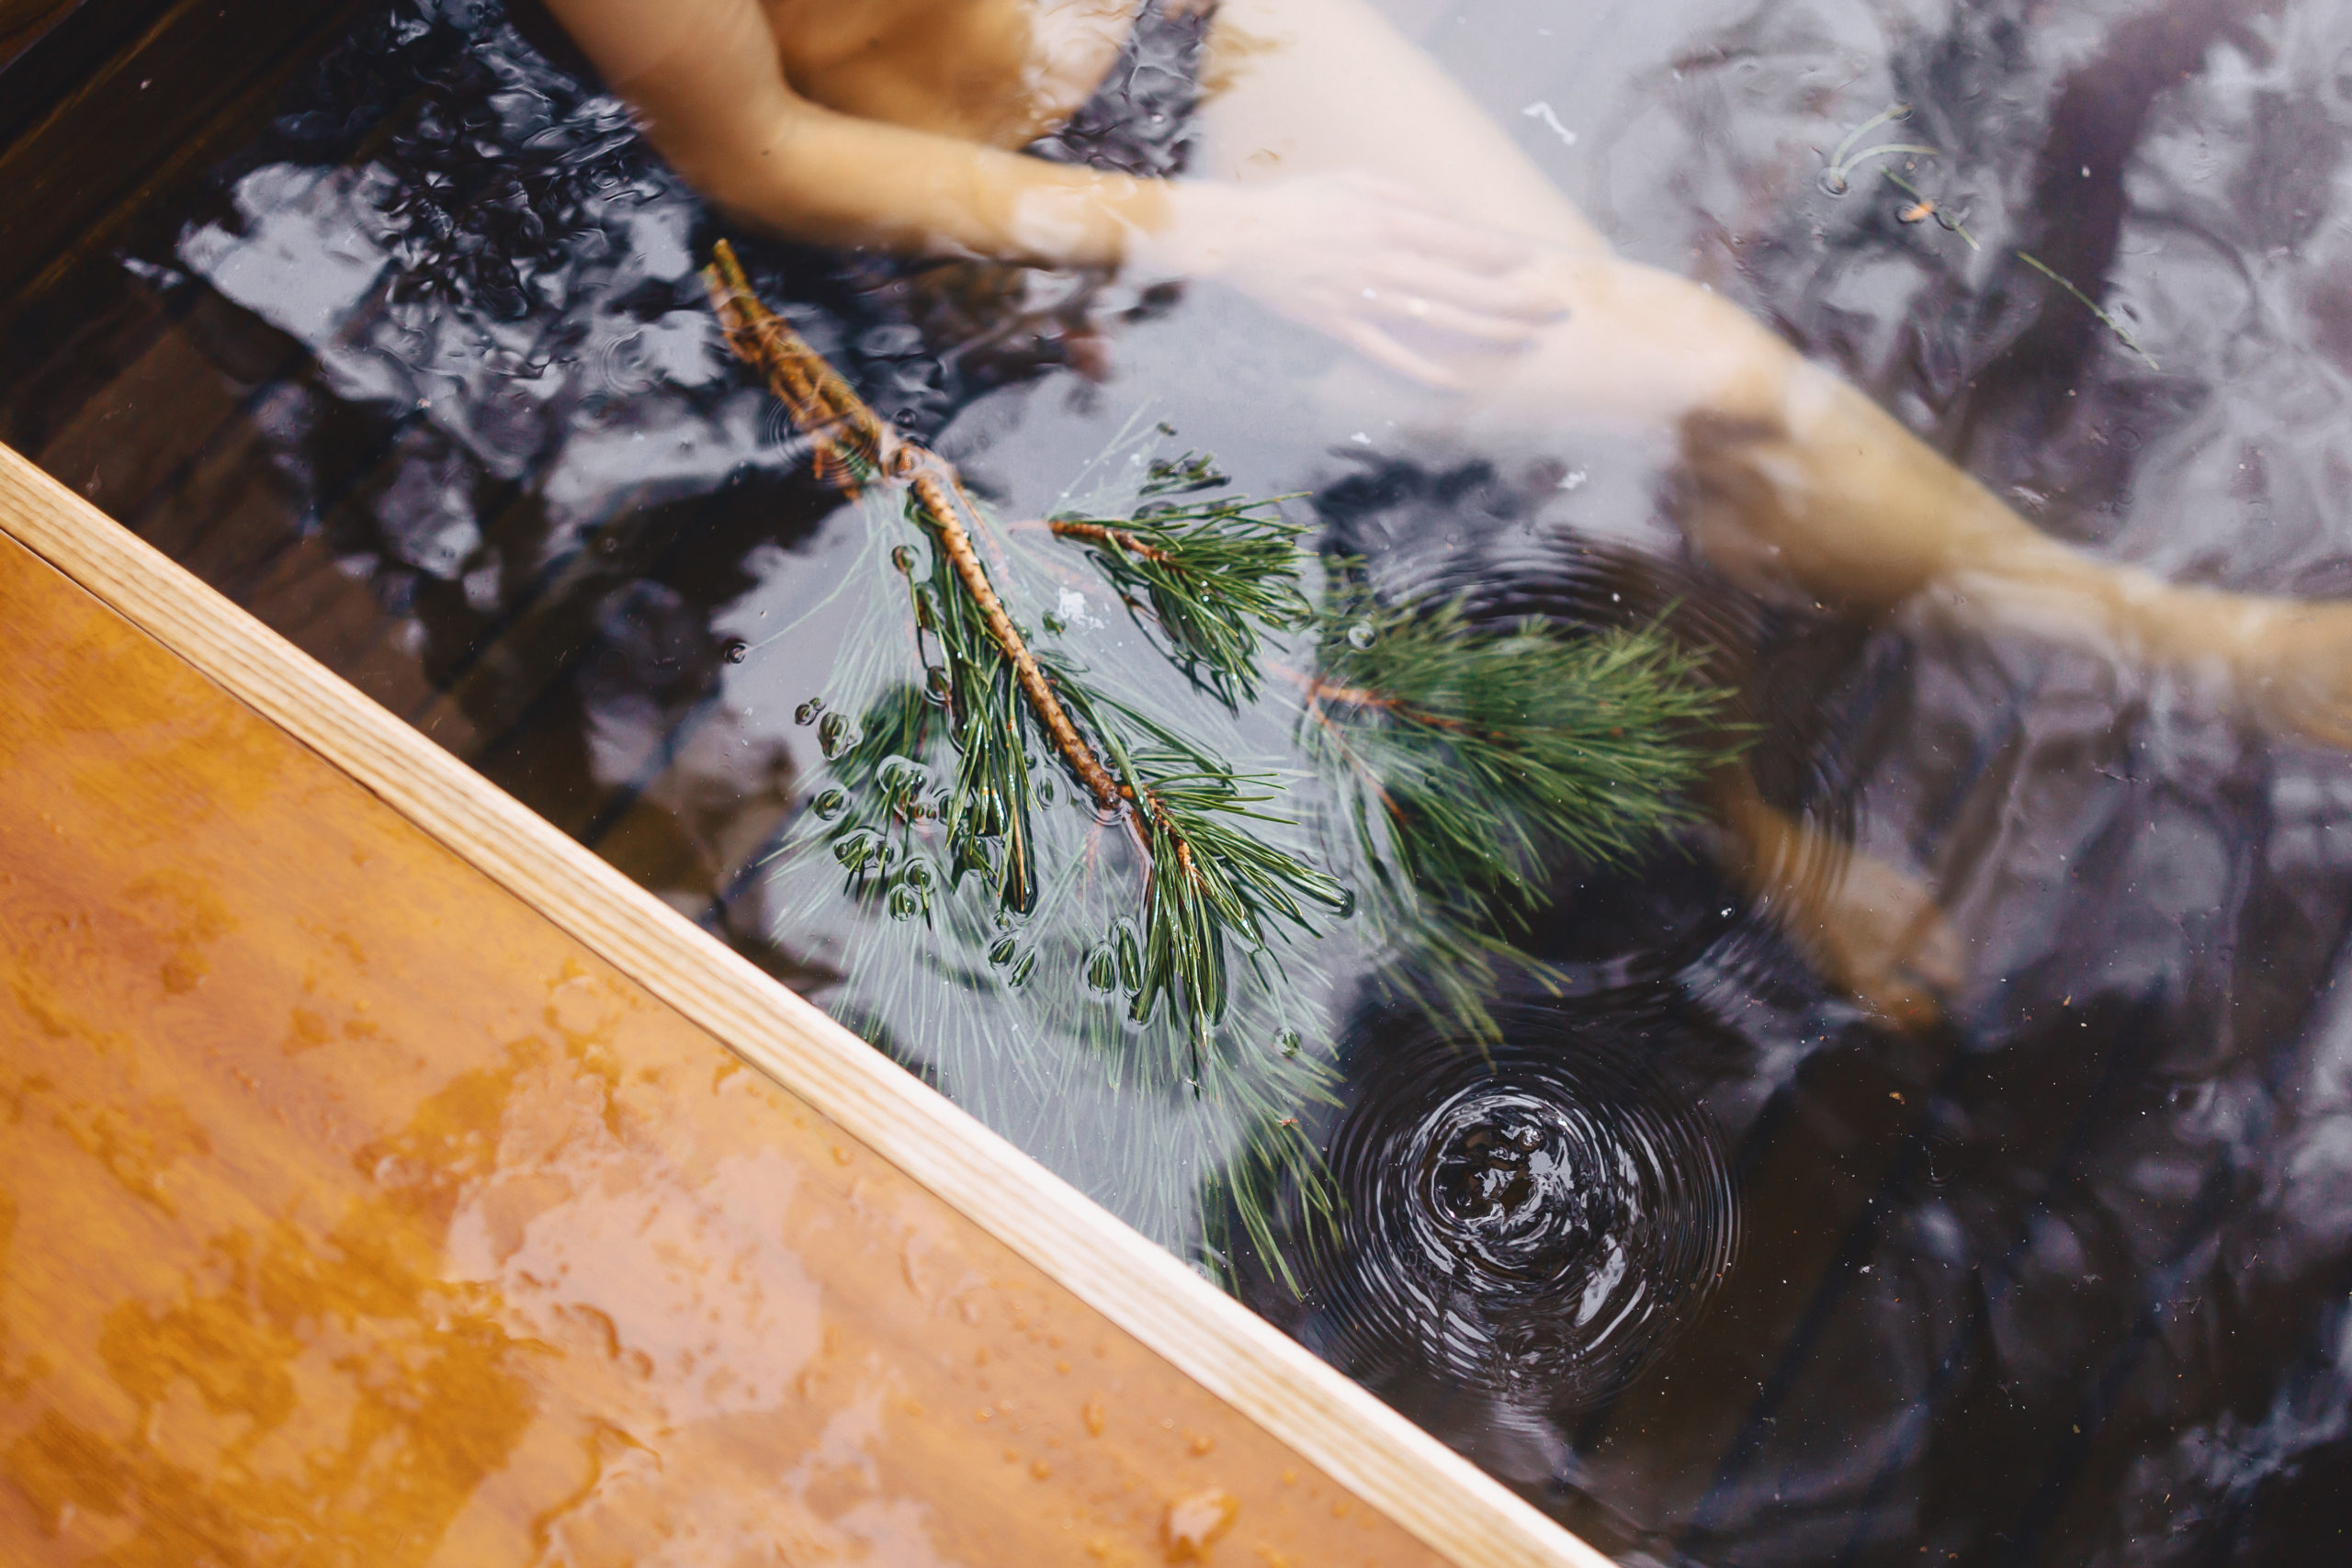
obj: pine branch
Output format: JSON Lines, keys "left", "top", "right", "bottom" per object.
{"left": 1046, "top": 498, "right": 1312, "bottom": 705}
{"left": 707, "top": 241, "right": 891, "bottom": 491}
{"left": 705, "top": 241, "right": 1346, "bottom": 1053}
{"left": 1304, "top": 589, "right": 1731, "bottom": 926}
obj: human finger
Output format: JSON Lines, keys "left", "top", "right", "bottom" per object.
{"left": 1360, "top": 287, "right": 1546, "bottom": 347}
{"left": 1902, "top": 903, "right": 1968, "bottom": 995}
{"left": 1332, "top": 318, "right": 1469, "bottom": 389}
{"left": 1368, "top": 254, "right": 1571, "bottom": 323}
{"left": 1324, "top": 171, "right": 1544, "bottom": 268}
{"left": 1871, "top": 978, "right": 1946, "bottom": 1033}
{"left": 1374, "top": 203, "right": 1542, "bottom": 272}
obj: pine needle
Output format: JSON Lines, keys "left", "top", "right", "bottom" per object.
{"left": 1048, "top": 496, "right": 1312, "bottom": 705}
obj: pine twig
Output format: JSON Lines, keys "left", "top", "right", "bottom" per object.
{"left": 703, "top": 242, "right": 1345, "bottom": 1046}
{"left": 706, "top": 241, "right": 1125, "bottom": 812}
{"left": 1048, "top": 498, "right": 1312, "bottom": 705}
{"left": 706, "top": 241, "right": 890, "bottom": 490}
{"left": 1048, "top": 520, "right": 1171, "bottom": 561}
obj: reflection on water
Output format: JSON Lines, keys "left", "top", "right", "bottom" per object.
{"left": 8, "top": 0, "right": 2352, "bottom": 1560}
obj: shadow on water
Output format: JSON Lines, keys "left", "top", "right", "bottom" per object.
{"left": 7, "top": 0, "right": 2352, "bottom": 1562}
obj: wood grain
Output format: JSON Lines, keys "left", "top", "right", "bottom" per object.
{"left": 0, "top": 0, "right": 81, "bottom": 69}
{"left": 0, "top": 0, "right": 363, "bottom": 305}
{"left": 0, "top": 441, "right": 1610, "bottom": 1565}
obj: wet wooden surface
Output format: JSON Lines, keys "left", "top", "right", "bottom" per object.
{"left": 0, "top": 521, "right": 1473, "bottom": 1564}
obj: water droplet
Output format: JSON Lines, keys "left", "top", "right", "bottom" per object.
{"left": 1114, "top": 921, "right": 1142, "bottom": 992}
{"left": 1006, "top": 946, "right": 1037, "bottom": 987}
{"left": 795, "top": 697, "right": 826, "bottom": 726}
{"left": 888, "top": 884, "right": 926, "bottom": 920}
{"left": 1085, "top": 945, "right": 1119, "bottom": 993}
{"left": 900, "top": 857, "right": 935, "bottom": 891}
{"left": 1164, "top": 1490, "right": 1239, "bottom": 1559}
{"left": 1345, "top": 621, "right": 1377, "bottom": 650}
{"left": 811, "top": 788, "right": 849, "bottom": 821}
{"left": 1037, "top": 776, "right": 1057, "bottom": 807}
{"left": 831, "top": 829, "right": 882, "bottom": 870}
{"left": 890, "top": 544, "right": 919, "bottom": 574}
{"left": 722, "top": 638, "right": 749, "bottom": 664}
{"left": 988, "top": 933, "right": 1019, "bottom": 967}
{"left": 819, "top": 711, "right": 856, "bottom": 758}
{"left": 1333, "top": 886, "right": 1358, "bottom": 919}
{"left": 876, "top": 755, "right": 927, "bottom": 798}
{"left": 1275, "top": 1028, "right": 1302, "bottom": 1058}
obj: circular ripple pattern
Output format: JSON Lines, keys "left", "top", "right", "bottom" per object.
{"left": 1302, "top": 1001, "right": 1736, "bottom": 1412}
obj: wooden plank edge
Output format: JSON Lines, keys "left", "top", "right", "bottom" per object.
{"left": 0, "top": 441, "right": 1614, "bottom": 1568}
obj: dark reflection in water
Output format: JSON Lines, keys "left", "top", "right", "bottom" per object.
{"left": 9, "top": 0, "right": 2352, "bottom": 1563}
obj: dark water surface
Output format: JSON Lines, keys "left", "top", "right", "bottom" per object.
{"left": 6, "top": 0, "right": 2352, "bottom": 1562}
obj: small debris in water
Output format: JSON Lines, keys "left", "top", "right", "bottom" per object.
{"left": 1522, "top": 100, "right": 1578, "bottom": 147}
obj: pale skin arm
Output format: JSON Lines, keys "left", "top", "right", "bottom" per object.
{"left": 540, "top": 0, "right": 1569, "bottom": 380}
{"left": 541, "top": 0, "right": 1163, "bottom": 263}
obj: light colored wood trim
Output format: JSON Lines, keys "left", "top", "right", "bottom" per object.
{"left": 0, "top": 440, "right": 1612, "bottom": 1568}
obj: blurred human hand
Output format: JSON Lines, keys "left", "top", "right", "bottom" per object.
{"left": 1133, "top": 171, "right": 1569, "bottom": 387}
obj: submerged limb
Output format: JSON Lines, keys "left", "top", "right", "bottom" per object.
{"left": 1196, "top": 0, "right": 2352, "bottom": 743}
{"left": 1673, "top": 372, "right": 2352, "bottom": 747}
{"left": 1710, "top": 767, "right": 1965, "bottom": 1032}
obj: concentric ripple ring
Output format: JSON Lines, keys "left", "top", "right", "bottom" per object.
{"left": 1301, "top": 1000, "right": 1738, "bottom": 1413}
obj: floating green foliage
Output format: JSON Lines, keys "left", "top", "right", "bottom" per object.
{"left": 1308, "top": 589, "right": 1725, "bottom": 914}
{"left": 1046, "top": 483, "right": 1313, "bottom": 705}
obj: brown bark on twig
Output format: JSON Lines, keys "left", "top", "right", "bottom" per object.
{"left": 907, "top": 468, "right": 1126, "bottom": 812}
{"left": 1047, "top": 520, "right": 1173, "bottom": 563}
{"left": 705, "top": 241, "right": 890, "bottom": 490}
{"left": 701, "top": 241, "right": 1132, "bottom": 818}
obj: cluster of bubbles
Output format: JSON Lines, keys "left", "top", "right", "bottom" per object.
{"left": 1292, "top": 1000, "right": 1736, "bottom": 1414}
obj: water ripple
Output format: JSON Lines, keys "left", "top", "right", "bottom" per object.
{"left": 1299, "top": 1000, "right": 1737, "bottom": 1413}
